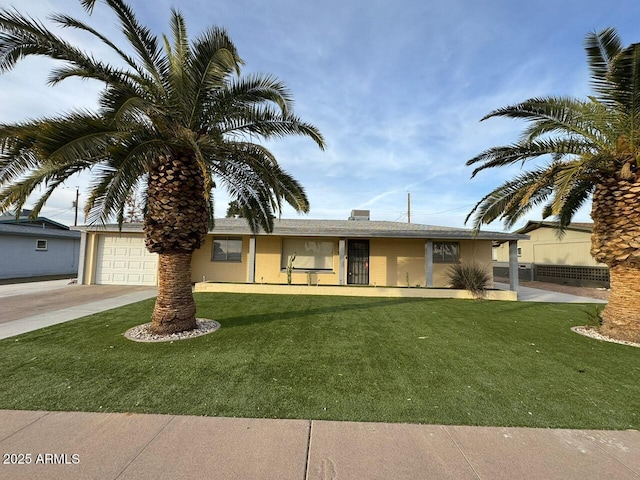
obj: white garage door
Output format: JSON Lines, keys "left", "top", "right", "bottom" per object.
{"left": 96, "top": 234, "right": 158, "bottom": 285}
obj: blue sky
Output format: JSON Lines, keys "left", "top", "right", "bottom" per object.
{"left": 1, "top": 0, "right": 639, "bottom": 230}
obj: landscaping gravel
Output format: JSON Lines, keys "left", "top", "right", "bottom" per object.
{"left": 124, "top": 319, "right": 220, "bottom": 342}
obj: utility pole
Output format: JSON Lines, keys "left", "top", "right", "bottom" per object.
{"left": 407, "top": 192, "right": 411, "bottom": 224}
{"left": 74, "top": 187, "right": 79, "bottom": 226}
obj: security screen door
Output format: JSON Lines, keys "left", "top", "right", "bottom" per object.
{"left": 347, "top": 239, "right": 369, "bottom": 285}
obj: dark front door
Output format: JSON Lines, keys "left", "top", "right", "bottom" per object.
{"left": 347, "top": 240, "right": 369, "bottom": 285}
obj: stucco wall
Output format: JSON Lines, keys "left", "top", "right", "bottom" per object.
{"left": 369, "top": 238, "right": 425, "bottom": 287}
{"left": 432, "top": 239, "right": 493, "bottom": 287}
{"left": 253, "top": 236, "right": 341, "bottom": 285}
{"left": 0, "top": 234, "right": 80, "bottom": 279}
{"left": 191, "top": 235, "right": 249, "bottom": 283}
{"left": 189, "top": 235, "right": 495, "bottom": 287}
{"left": 494, "top": 227, "right": 601, "bottom": 266}
{"left": 82, "top": 231, "right": 496, "bottom": 288}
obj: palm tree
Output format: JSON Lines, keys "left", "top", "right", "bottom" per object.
{"left": 466, "top": 28, "right": 640, "bottom": 343}
{"left": 0, "top": 0, "right": 325, "bottom": 335}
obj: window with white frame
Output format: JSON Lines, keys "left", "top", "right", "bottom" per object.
{"left": 281, "top": 238, "right": 334, "bottom": 271}
{"left": 433, "top": 242, "right": 459, "bottom": 263}
{"left": 212, "top": 237, "right": 242, "bottom": 262}
{"left": 36, "top": 239, "right": 48, "bottom": 251}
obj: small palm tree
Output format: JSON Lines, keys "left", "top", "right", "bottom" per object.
{"left": 467, "top": 28, "right": 640, "bottom": 342}
{"left": 0, "top": 0, "right": 324, "bottom": 334}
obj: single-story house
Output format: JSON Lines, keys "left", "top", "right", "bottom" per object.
{"left": 76, "top": 210, "right": 527, "bottom": 292}
{"left": 493, "top": 221, "right": 609, "bottom": 288}
{"left": 0, "top": 211, "right": 81, "bottom": 281}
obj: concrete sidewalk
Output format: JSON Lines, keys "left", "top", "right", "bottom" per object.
{"left": 0, "top": 410, "right": 638, "bottom": 480}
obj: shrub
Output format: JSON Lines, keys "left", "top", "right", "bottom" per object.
{"left": 448, "top": 262, "right": 492, "bottom": 299}
{"left": 584, "top": 305, "right": 604, "bottom": 327}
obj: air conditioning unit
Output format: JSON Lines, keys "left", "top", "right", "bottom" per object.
{"left": 349, "top": 209, "right": 370, "bottom": 221}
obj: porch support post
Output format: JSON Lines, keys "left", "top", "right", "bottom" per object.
{"left": 509, "top": 240, "right": 519, "bottom": 292}
{"left": 77, "top": 231, "right": 87, "bottom": 285}
{"left": 339, "top": 239, "right": 346, "bottom": 285}
{"left": 425, "top": 240, "right": 433, "bottom": 287}
{"left": 248, "top": 236, "right": 256, "bottom": 283}
{"left": 86, "top": 233, "right": 98, "bottom": 285}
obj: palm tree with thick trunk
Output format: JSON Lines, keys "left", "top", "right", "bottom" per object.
{"left": 467, "top": 28, "right": 640, "bottom": 342}
{"left": 0, "top": 0, "right": 324, "bottom": 334}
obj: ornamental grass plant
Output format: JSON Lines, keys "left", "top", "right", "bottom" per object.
{"left": 448, "top": 262, "right": 492, "bottom": 299}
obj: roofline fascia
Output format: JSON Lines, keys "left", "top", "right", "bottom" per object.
{"left": 0, "top": 216, "right": 70, "bottom": 230}
{"left": 77, "top": 225, "right": 528, "bottom": 242}
{"left": 516, "top": 220, "right": 592, "bottom": 235}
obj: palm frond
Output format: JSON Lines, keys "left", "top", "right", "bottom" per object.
{"left": 218, "top": 105, "right": 325, "bottom": 149}
{"left": 606, "top": 43, "right": 640, "bottom": 151}
{"left": 80, "top": 0, "right": 164, "bottom": 83}
{"left": 466, "top": 166, "right": 559, "bottom": 231}
{"left": 515, "top": 97, "right": 614, "bottom": 148}
{"left": 205, "top": 140, "right": 309, "bottom": 232}
{"left": 188, "top": 27, "right": 241, "bottom": 128}
{"left": 221, "top": 73, "right": 295, "bottom": 114}
{"left": 548, "top": 159, "right": 594, "bottom": 216}
{"left": 49, "top": 12, "right": 146, "bottom": 79}
{"left": 585, "top": 27, "right": 622, "bottom": 101}
{"left": 466, "top": 137, "right": 594, "bottom": 178}
{"left": 99, "top": 84, "right": 154, "bottom": 127}
{"left": 553, "top": 179, "right": 594, "bottom": 232}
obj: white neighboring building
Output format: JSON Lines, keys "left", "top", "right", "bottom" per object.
{"left": 493, "top": 221, "right": 609, "bottom": 288}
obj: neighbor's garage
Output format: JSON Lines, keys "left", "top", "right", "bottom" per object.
{"left": 95, "top": 234, "right": 158, "bottom": 285}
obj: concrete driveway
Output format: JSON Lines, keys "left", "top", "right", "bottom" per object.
{"left": 0, "top": 279, "right": 157, "bottom": 340}
{"left": 494, "top": 282, "right": 608, "bottom": 303}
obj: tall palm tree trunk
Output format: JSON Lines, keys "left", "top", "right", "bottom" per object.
{"left": 601, "top": 264, "right": 640, "bottom": 341}
{"left": 144, "top": 153, "right": 209, "bottom": 335}
{"left": 151, "top": 252, "right": 197, "bottom": 334}
{"left": 591, "top": 173, "right": 640, "bottom": 342}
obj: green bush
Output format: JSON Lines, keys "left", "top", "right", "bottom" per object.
{"left": 448, "top": 262, "right": 492, "bottom": 299}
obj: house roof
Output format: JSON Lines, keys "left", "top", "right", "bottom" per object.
{"left": 0, "top": 223, "right": 81, "bottom": 239}
{"left": 0, "top": 216, "right": 71, "bottom": 231}
{"left": 514, "top": 221, "right": 593, "bottom": 235}
{"left": 78, "top": 218, "right": 528, "bottom": 241}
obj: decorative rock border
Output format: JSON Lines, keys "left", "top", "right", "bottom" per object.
{"left": 124, "top": 319, "right": 221, "bottom": 343}
{"left": 572, "top": 326, "right": 640, "bottom": 348}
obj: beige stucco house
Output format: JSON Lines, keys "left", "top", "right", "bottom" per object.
{"left": 493, "top": 221, "right": 609, "bottom": 287}
{"left": 77, "top": 211, "right": 527, "bottom": 293}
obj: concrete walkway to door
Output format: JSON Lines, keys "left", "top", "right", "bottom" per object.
{"left": 0, "top": 279, "right": 157, "bottom": 340}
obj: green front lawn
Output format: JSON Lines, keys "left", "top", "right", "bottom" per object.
{"left": 1, "top": 294, "right": 638, "bottom": 429}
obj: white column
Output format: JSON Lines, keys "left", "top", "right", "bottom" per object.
{"left": 77, "top": 231, "right": 87, "bottom": 285}
{"left": 425, "top": 240, "right": 433, "bottom": 287}
{"left": 509, "top": 240, "right": 519, "bottom": 292}
{"left": 248, "top": 236, "right": 256, "bottom": 283}
{"left": 339, "top": 239, "right": 346, "bottom": 285}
